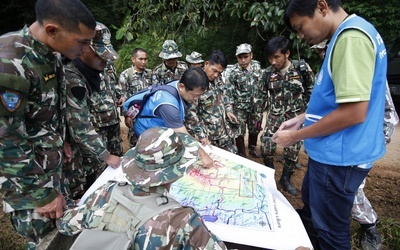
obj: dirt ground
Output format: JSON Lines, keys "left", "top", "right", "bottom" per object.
{"left": 0, "top": 120, "right": 398, "bottom": 249}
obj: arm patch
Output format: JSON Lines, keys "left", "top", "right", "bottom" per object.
{"left": 70, "top": 86, "right": 86, "bottom": 101}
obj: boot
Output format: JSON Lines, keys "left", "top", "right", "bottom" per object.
{"left": 235, "top": 136, "right": 247, "bottom": 158}
{"left": 248, "top": 133, "right": 261, "bottom": 158}
{"left": 279, "top": 169, "right": 298, "bottom": 196}
{"left": 263, "top": 158, "right": 275, "bottom": 169}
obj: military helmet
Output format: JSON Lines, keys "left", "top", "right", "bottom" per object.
{"left": 90, "top": 22, "right": 118, "bottom": 61}
{"left": 121, "top": 127, "right": 201, "bottom": 187}
{"left": 158, "top": 40, "right": 183, "bottom": 60}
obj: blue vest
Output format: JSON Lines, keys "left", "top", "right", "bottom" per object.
{"left": 134, "top": 81, "right": 185, "bottom": 136}
{"left": 304, "top": 14, "right": 386, "bottom": 166}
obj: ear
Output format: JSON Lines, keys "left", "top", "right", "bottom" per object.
{"left": 45, "top": 24, "right": 59, "bottom": 39}
{"left": 286, "top": 50, "right": 291, "bottom": 58}
{"left": 316, "top": 0, "right": 329, "bottom": 16}
{"left": 178, "top": 82, "right": 185, "bottom": 92}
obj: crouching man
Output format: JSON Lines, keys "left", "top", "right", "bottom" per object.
{"left": 57, "top": 127, "right": 227, "bottom": 249}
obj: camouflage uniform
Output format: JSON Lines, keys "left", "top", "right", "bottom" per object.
{"left": 186, "top": 77, "right": 238, "bottom": 153}
{"left": 259, "top": 60, "right": 314, "bottom": 172}
{"left": 63, "top": 60, "right": 112, "bottom": 199}
{"left": 90, "top": 62, "right": 124, "bottom": 159}
{"left": 226, "top": 59, "right": 263, "bottom": 157}
{"left": 0, "top": 26, "right": 71, "bottom": 248}
{"left": 152, "top": 61, "right": 188, "bottom": 84}
{"left": 58, "top": 127, "right": 227, "bottom": 249}
{"left": 118, "top": 65, "right": 152, "bottom": 148}
{"left": 152, "top": 40, "right": 188, "bottom": 84}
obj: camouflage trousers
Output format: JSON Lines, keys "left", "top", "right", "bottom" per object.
{"left": 211, "top": 136, "right": 237, "bottom": 154}
{"left": 234, "top": 108, "right": 262, "bottom": 137}
{"left": 11, "top": 210, "right": 55, "bottom": 250}
{"left": 10, "top": 148, "right": 73, "bottom": 250}
{"left": 351, "top": 178, "right": 377, "bottom": 224}
{"left": 127, "top": 127, "right": 139, "bottom": 150}
{"left": 63, "top": 146, "right": 101, "bottom": 199}
{"left": 96, "top": 123, "right": 124, "bottom": 157}
{"left": 260, "top": 113, "right": 302, "bottom": 172}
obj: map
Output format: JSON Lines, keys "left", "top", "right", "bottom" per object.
{"left": 170, "top": 150, "right": 275, "bottom": 231}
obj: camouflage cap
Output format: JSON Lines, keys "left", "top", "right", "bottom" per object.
{"left": 158, "top": 40, "right": 182, "bottom": 60}
{"left": 235, "top": 43, "right": 252, "bottom": 55}
{"left": 121, "top": 127, "right": 201, "bottom": 187}
{"left": 90, "top": 22, "right": 118, "bottom": 61}
{"left": 185, "top": 51, "right": 204, "bottom": 64}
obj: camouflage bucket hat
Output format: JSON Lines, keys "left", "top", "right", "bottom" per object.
{"left": 90, "top": 22, "right": 119, "bottom": 61}
{"left": 186, "top": 51, "right": 204, "bottom": 64}
{"left": 158, "top": 40, "right": 182, "bottom": 60}
{"left": 235, "top": 43, "right": 252, "bottom": 56}
{"left": 121, "top": 127, "right": 201, "bottom": 187}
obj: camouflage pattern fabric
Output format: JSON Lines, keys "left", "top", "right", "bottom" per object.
{"left": 259, "top": 60, "right": 314, "bottom": 171}
{"left": 58, "top": 182, "right": 227, "bottom": 249}
{"left": 0, "top": 26, "right": 71, "bottom": 248}
{"left": 185, "top": 77, "right": 238, "bottom": 153}
{"left": 226, "top": 60, "right": 263, "bottom": 136}
{"left": 89, "top": 63, "right": 123, "bottom": 155}
{"left": 118, "top": 65, "right": 152, "bottom": 148}
{"left": 122, "top": 127, "right": 201, "bottom": 187}
{"left": 152, "top": 61, "right": 188, "bottom": 84}
{"left": 351, "top": 83, "right": 399, "bottom": 224}
{"left": 63, "top": 60, "right": 112, "bottom": 198}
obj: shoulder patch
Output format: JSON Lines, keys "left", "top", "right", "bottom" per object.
{"left": 70, "top": 86, "right": 87, "bottom": 101}
{"left": 1, "top": 91, "right": 22, "bottom": 112}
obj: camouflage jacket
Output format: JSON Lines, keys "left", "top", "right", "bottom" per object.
{"left": 0, "top": 26, "right": 65, "bottom": 210}
{"left": 118, "top": 65, "right": 152, "bottom": 116}
{"left": 89, "top": 64, "right": 121, "bottom": 128}
{"left": 64, "top": 61, "right": 110, "bottom": 161}
{"left": 58, "top": 182, "right": 227, "bottom": 249}
{"left": 226, "top": 60, "right": 263, "bottom": 111}
{"left": 152, "top": 61, "right": 188, "bottom": 84}
{"left": 256, "top": 60, "right": 314, "bottom": 117}
{"left": 185, "top": 78, "right": 233, "bottom": 140}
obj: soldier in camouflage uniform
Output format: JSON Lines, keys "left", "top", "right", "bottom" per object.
{"left": 186, "top": 50, "right": 239, "bottom": 153}
{"left": 226, "top": 43, "right": 263, "bottom": 158}
{"left": 186, "top": 51, "right": 204, "bottom": 68}
{"left": 58, "top": 127, "right": 227, "bottom": 250}
{"left": 258, "top": 36, "right": 314, "bottom": 196}
{"left": 119, "top": 48, "right": 152, "bottom": 148}
{"left": 63, "top": 22, "right": 122, "bottom": 199}
{"left": 152, "top": 40, "right": 188, "bottom": 84}
{"left": 0, "top": 0, "right": 96, "bottom": 248}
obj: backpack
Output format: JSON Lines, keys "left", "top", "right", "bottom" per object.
{"left": 123, "top": 81, "right": 180, "bottom": 119}
{"left": 70, "top": 181, "right": 181, "bottom": 250}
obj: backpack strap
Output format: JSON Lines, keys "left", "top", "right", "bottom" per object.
{"left": 138, "top": 82, "right": 180, "bottom": 118}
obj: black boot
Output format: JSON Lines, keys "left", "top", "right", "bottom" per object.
{"left": 263, "top": 158, "right": 275, "bottom": 169}
{"left": 248, "top": 133, "right": 261, "bottom": 158}
{"left": 235, "top": 136, "right": 247, "bottom": 158}
{"left": 279, "top": 169, "right": 298, "bottom": 196}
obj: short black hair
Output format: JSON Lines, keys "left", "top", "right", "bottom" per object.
{"left": 265, "top": 36, "right": 290, "bottom": 57}
{"left": 132, "top": 48, "right": 147, "bottom": 57}
{"left": 35, "top": 0, "right": 96, "bottom": 32}
{"left": 284, "top": 0, "right": 342, "bottom": 30}
{"left": 180, "top": 67, "right": 209, "bottom": 91}
{"left": 207, "top": 50, "right": 227, "bottom": 69}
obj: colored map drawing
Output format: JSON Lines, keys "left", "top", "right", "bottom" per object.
{"left": 169, "top": 151, "right": 274, "bottom": 231}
